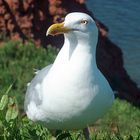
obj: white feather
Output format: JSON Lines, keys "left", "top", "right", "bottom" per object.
{"left": 24, "top": 12, "right": 114, "bottom": 130}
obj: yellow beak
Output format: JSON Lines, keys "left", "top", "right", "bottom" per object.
{"left": 46, "top": 22, "right": 71, "bottom": 36}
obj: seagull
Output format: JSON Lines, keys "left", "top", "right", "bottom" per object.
{"left": 24, "top": 12, "right": 114, "bottom": 139}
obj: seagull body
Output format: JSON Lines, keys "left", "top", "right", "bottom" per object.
{"left": 24, "top": 12, "right": 114, "bottom": 130}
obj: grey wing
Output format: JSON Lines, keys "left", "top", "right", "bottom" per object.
{"left": 24, "top": 64, "right": 52, "bottom": 110}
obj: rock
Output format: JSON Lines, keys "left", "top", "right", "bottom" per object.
{"left": 0, "top": 0, "right": 140, "bottom": 106}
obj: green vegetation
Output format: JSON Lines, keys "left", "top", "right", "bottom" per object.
{"left": 0, "top": 41, "right": 57, "bottom": 104}
{"left": 0, "top": 41, "right": 140, "bottom": 139}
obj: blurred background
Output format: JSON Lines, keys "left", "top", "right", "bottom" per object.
{"left": 0, "top": 0, "right": 140, "bottom": 139}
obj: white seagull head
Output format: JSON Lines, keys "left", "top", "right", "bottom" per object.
{"left": 46, "top": 12, "right": 98, "bottom": 44}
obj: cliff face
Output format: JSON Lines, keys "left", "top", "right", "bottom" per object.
{"left": 0, "top": 0, "right": 140, "bottom": 106}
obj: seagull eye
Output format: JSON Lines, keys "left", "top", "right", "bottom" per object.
{"left": 80, "top": 20, "right": 88, "bottom": 25}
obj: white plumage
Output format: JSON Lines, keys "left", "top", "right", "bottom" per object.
{"left": 24, "top": 12, "right": 114, "bottom": 130}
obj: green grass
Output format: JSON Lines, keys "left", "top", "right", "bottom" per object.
{"left": 0, "top": 41, "right": 57, "bottom": 105}
{"left": 0, "top": 40, "right": 140, "bottom": 140}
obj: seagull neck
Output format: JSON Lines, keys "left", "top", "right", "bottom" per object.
{"left": 63, "top": 33, "right": 98, "bottom": 62}
{"left": 51, "top": 33, "right": 98, "bottom": 73}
